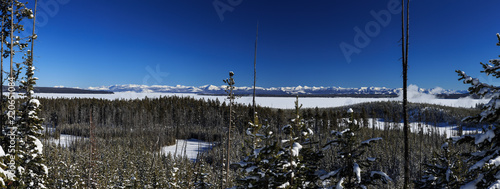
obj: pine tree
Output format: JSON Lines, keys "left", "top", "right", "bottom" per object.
{"left": 453, "top": 33, "right": 500, "bottom": 188}
{"left": 288, "top": 97, "right": 324, "bottom": 188}
{"left": 0, "top": 0, "right": 43, "bottom": 187}
{"left": 194, "top": 159, "right": 212, "bottom": 189}
{"left": 235, "top": 112, "right": 282, "bottom": 188}
{"left": 236, "top": 97, "right": 323, "bottom": 188}
{"left": 275, "top": 96, "right": 323, "bottom": 188}
{"left": 414, "top": 141, "right": 463, "bottom": 188}
{"left": 16, "top": 0, "right": 46, "bottom": 187}
{"left": 0, "top": 145, "right": 15, "bottom": 188}
{"left": 320, "top": 108, "right": 392, "bottom": 188}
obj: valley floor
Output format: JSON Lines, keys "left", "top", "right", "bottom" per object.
{"left": 35, "top": 92, "right": 489, "bottom": 109}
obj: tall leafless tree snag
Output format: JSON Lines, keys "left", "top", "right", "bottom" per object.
{"left": 401, "top": 0, "right": 410, "bottom": 188}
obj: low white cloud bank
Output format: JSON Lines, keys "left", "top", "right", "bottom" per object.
{"left": 397, "top": 84, "right": 489, "bottom": 108}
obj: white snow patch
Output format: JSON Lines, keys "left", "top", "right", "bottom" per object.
{"left": 370, "top": 171, "right": 393, "bottom": 182}
{"left": 475, "top": 129, "right": 495, "bottom": 144}
{"left": 161, "top": 139, "right": 213, "bottom": 161}
{"left": 278, "top": 182, "right": 290, "bottom": 188}
{"left": 488, "top": 156, "right": 500, "bottom": 168}
{"left": 461, "top": 174, "right": 483, "bottom": 189}
{"left": 320, "top": 169, "right": 339, "bottom": 180}
{"left": 488, "top": 180, "right": 500, "bottom": 189}
{"left": 291, "top": 142, "right": 302, "bottom": 157}
{"left": 367, "top": 157, "right": 376, "bottom": 161}
{"left": 245, "top": 166, "right": 257, "bottom": 173}
{"left": 29, "top": 99, "right": 40, "bottom": 107}
{"left": 441, "top": 142, "right": 449, "bottom": 150}
{"left": 354, "top": 163, "right": 361, "bottom": 183}
{"left": 46, "top": 134, "right": 86, "bottom": 147}
{"left": 361, "top": 137, "right": 382, "bottom": 145}
{"left": 30, "top": 135, "right": 43, "bottom": 155}
{"left": 336, "top": 177, "right": 345, "bottom": 189}
{"left": 470, "top": 154, "right": 494, "bottom": 171}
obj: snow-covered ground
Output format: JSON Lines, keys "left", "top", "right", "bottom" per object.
{"left": 161, "top": 139, "right": 214, "bottom": 161}
{"left": 363, "top": 118, "right": 481, "bottom": 137}
{"left": 37, "top": 120, "right": 479, "bottom": 161}
{"left": 41, "top": 126, "right": 87, "bottom": 147}
{"left": 45, "top": 134, "right": 87, "bottom": 147}
{"left": 35, "top": 92, "right": 489, "bottom": 109}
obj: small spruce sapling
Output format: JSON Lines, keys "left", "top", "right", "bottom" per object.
{"left": 235, "top": 112, "right": 282, "bottom": 188}
{"left": 321, "top": 108, "right": 392, "bottom": 188}
{"left": 414, "top": 140, "right": 463, "bottom": 189}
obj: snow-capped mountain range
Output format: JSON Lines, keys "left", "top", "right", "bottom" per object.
{"left": 87, "top": 84, "right": 468, "bottom": 96}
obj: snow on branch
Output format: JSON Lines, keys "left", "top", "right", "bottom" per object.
{"left": 361, "top": 137, "right": 382, "bottom": 145}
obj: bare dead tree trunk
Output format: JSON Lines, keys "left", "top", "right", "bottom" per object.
{"left": 30, "top": 0, "right": 37, "bottom": 59}
{"left": 224, "top": 71, "right": 235, "bottom": 188}
{"left": 227, "top": 98, "right": 231, "bottom": 188}
{"left": 9, "top": 0, "right": 13, "bottom": 79}
{"left": 402, "top": 0, "right": 410, "bottom": 188}
{"left": 27, "top": 0, "right": 37, "bottom": 100}
{"left": 253, "top": 22, "right": 258, "bottom": 117}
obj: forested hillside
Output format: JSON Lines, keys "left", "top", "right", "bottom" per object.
{"left": 28, "top": 96, "right": 480, "bottom": 188}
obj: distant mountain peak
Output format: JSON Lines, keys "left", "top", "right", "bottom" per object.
{"left": 87, "top": 84, "right": 468, "bottom": 97}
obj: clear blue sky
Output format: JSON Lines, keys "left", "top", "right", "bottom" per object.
{"left": 30, "top": 0, "right": 500, "bottom": 90}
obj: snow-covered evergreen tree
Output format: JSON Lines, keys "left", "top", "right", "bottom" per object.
{"left": 280, "top": 96, "right": 323, "bottom": 188}
{"left": 164, "top": 153, "right": 182, "bottom": 188}
{"left": 236, "top": 97, "right": 323, "bottom": 188}
{"left": 456, "top": 34, "right": 500, "bottom": 124}
{"left": 0, "top": 145, "right": 15, "bottom": 187}
{"left": 235, "top": 112, "right": 283, "bottom": 188}
{"left": 414, "top": 141, "right": 463, "bottom": 189}
{"left": 0, "top": 0, "right": 44, "bottom": 188}
{"left": 194, "top": 159, "right": 212, "bottom": 189}
{"left": 16, "top": 1, "right": 47, "bottom": 187}
{"left": 453, "top": 33, "right": 500, "bottom": 189}
{"left": 320, "top": 108, "right": 392, "bottom": 188}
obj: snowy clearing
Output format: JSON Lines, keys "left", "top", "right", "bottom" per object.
{"left": 362, "top": 118, "right": 481, "bottom": 137}
{"left": 42, "top": 126, "right": 87, "bottom": 147}
{"left": 161, "top": 139, "right": 214, "bottom": 161}
{"left": 35, "top": 92, "right": 489, "bottom": 109}
{"left": 45, "top": 134, "right": 87, "bottom": 147}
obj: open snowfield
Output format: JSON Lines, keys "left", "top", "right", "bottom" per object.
{"left": 45, "top": 134, "right": 87, "bottom": 147}
{"left": 363, "top": 118, "right": 481, "bottom": 137}
{"left": 35, "top": 92, "right": 489, "bottom": 109}
{"left": 42, "top": 126, "right": 87, "bottom": 147}
{"left": 161, "top": 139, "right": 214, "bottom": 161}
{"left": 43, "top": 136, "right": 215, "bottom": 162}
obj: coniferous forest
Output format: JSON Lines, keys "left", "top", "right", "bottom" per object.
{"left": 0, "top": 0, "right": 499, "bottom": 188}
